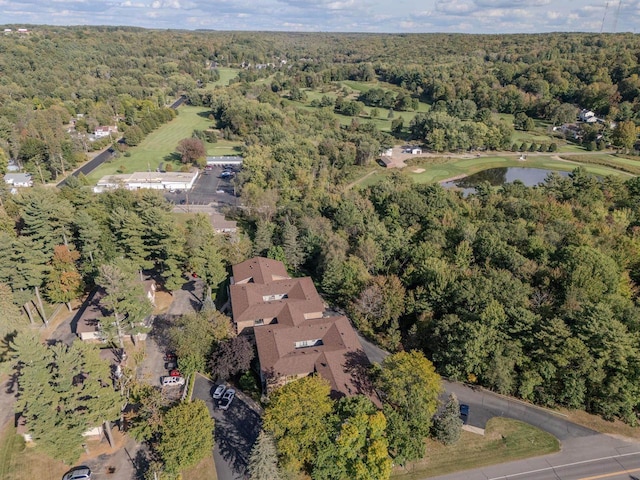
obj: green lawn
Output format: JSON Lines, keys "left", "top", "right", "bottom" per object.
{"left": 85, "top": 106, "right": 242, "bottom": 183}
{"left": 208, "top": 68, "right": 240, "bottom": 87}
{"left": 357, "top": 154, "right": 631, "bottom": 188}
{"left": 0, "top": 425, "right": 68, "bottom": 480}
{"left": 392, "top": 418, "right": 559, "bottom": 480}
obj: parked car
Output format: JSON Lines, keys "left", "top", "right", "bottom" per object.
{"left": 212, "top": 384, "right": 226, "bottom": 399}
{"left": 62, "top": 466, "right": 92, "bottom": 480}
{"left": 219, "top": 388, "right": 235, "bottom": 410}
{"left": 164, "top": 352, "right": 177, "bottom": 362}
{"left": 459, "top": 404, "right": 470, "bottom": 424}
{"left": 162, "top": 376, "right": 185, "bottom": 386}
{"left": 169, "top": 369, "right": 181, "bottom": 377}
{"left": 165, "top": 361, "right": 177, "bottom": 370}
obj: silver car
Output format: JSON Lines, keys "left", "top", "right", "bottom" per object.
{"left": 219, "top": 388, "right": 235, "bottom": 410}
{"left": 62, "top": 466, "right": 91, "bottom": 480}
{"left": 212, "top": 384, "right": 226, "bottom": 399}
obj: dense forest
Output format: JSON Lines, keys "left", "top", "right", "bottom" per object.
{"left": 2, "top": 26, "right": 640, "bottom": 439}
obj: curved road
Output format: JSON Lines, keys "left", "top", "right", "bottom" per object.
{"left": 357, "top": 335, "right": 640, "bottom": 480}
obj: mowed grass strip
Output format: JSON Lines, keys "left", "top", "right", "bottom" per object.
{"left": 0, "top": 424, "right": 68, "bottom": 480}
{"left": 86, "top": 106, "right": 242, "bottom": 183}
{"left": 392, "top": 418, "right": 559, "bottom": 480}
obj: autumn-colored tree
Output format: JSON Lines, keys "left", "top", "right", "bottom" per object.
{"left": 263, "top": 376, "right": 334, "bottom": 473}
{"left": 45, "top": 245, "right": 83, "bottom": 310}
{"left": 176, "top": 137, "right": 206, "bottom": 165}
{"left": 378, "top": 351, "right": 442, "bottom": 463}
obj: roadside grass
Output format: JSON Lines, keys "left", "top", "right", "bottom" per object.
{"left": 85, "top": 107, "right": 241, "bottom": 183}
{"left": 0, "top": 424, "right": 68, "bottom": 480}
{"left": 559, "top": 408, "right": 640, "bottom": 440}
{"left": 182, "top": 454, "right": 218, "bottom": 480}
{"left": 391, "top": 418, "right": 559, "bottom": 480}
{"left": 356, "top": 154, "right": 630, "bottom": 188}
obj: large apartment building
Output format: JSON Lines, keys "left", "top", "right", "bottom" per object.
{"left": 229, "top": 257, "right": 375, "bottom": 400}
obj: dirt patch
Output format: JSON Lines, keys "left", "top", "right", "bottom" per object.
{"left": 79, "top": 429, "right": 128, "bottom": 461}
{"left": 412, "top": 168, "right": 426, "bottom": 173}
{"left": 153, "top": 291, "right": 173, "bottom": 315}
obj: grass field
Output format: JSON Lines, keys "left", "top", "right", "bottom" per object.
{"left": 182, "top": 454, "right": 218, "bottom": 480}
{"left": 85, "top": 106, "right": 242, "bottom": 183}
{"left": 208, "top": 68, "right": 240, "bottom": 87}
{"left": 0, "top": 425, "right": 68, "bottom": 480}
{"left": 392, "top": 418, "right": 559, "bottom": 480}
{"left": 357, "top": 154, "right": 631, "bottom": 188}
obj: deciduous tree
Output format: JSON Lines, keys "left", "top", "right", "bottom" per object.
{"left": 263, "top": 375, "right": 334, "bottom": 473}
{"left": 157, "top": 400, "right": 214, "bottom": 474}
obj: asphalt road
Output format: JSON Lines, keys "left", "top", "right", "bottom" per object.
{"left": 192, "top": 374, "right": 261, "bottom": 480}
{"left": 355, "top": 335, "right": 640, "bottom": 480}
{"left": 57, "top": 146, "right": 116, "bottom": 187}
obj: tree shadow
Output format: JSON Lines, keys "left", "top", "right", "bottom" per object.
{"left": 163, "top": 152, "right": 181, "bottom": 163}
{"left": 196, "top": 110, "right": 215, "bottom": 119}
{"left": 215, "top": 400, "right": 261, "bottom": 477}
{"left": 343, "top": 349, "right": 381, "bottom": 406}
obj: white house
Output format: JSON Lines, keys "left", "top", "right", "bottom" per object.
{"left": 4, "top": 173, "right": 33, "bottom": 187}
{"left": 94, "top": 125, "right": 118, "bottom": 138}
{"left": 94, "top": 170, "right": 199, "bottom": 193}
{"left": 579, "top": 109, "right": 597, "bottom": 123}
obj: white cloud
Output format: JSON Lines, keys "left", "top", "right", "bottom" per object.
{"left": 0, "top": 0, "right": 636, "bottom": 33}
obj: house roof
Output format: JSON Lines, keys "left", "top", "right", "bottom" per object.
{"left": 254, "top": 315, "right": 375, "bottom": 400}
{"left": 229, "top": 276, "right": 324, "bottom": 325}
{"left": 75, "top": 288, "right": 108, "bottom": 335}
{"left": 3, "top": 173, "right": 32, "bottom": 185}
{"left": 209, "top": 213, "right": 237, "bottom": 233}
{"left": 232, "top": 257, "right": 290, "bottom": 285}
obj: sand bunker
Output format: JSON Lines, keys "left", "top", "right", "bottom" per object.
{"left": 413, "top": 168, "right": 426, "bottom": 173}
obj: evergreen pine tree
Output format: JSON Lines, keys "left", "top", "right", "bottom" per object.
{"left": 248, "top": 430, "right": 281, "bottom": 480}
{"left": 281, "top": 220, "right": 304, "bottom": 273}
{"left": 431, "top": 393, "right": 463, "bottom": 445}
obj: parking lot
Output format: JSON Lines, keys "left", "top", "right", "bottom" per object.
{"left": 164, "top": 166, "right": 239, "bottom": 207}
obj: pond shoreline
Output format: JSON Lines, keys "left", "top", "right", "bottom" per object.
{"left": 438, "top": 174, "right": 468, "bottom": 184}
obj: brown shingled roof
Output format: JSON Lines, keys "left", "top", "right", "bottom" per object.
{"left": 232, "top": 257, "right": 290, "bottom": 284}
{"left": 229, "top": 277, "right": 324, "bottom": 326}
{"left": 255, "top": 316, "right": 374, "bottom": 400}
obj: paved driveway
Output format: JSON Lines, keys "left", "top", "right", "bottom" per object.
{"left": 192, "top": 374, "right": 262, "bottom": 480}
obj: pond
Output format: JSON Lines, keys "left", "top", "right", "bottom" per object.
{"left": 440, "top": 167, "right": 570, "bottom": 195}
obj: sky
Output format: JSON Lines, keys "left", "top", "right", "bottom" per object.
{"left": 1, "top": 0, "right": 640, "bottom": 34}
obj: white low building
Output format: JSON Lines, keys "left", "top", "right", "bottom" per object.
{"left": 94, "top": 170, "right": 199, "bottom": 193}
{"left": 206, "top": 156, "right": 243, "bottom": 166}
{"left": 4, "top": 173, "right": 33, "bottom": 187}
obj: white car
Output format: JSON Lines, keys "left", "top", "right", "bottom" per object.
{"left": 162, "top": 376, "right": 185, "bottom": 386}
{"left": 62, "top": 466, "right": 92, "bottom": 480}
{"left": 212, "top": 384, "right": 226, "bottom": 399}
{"left": 219, "top": 388, "right": 235, "bottom": 410}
